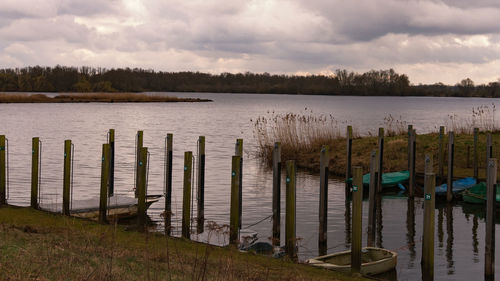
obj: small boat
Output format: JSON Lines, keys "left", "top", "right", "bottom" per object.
{"left": 348, "top": 171, "right": 409, "bottom": 189}
{"left": 462, "top": 182, "right": 500, "bottom": 204}
{"left": 306, "top": 247, "right": 397, "bottom": 275}
{"left": 435, "top": 177, "right": 476, "bottom": 197}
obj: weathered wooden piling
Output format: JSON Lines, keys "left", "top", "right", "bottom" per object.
{"left": 409, "top": 129, "right": 416, "bottom": 198}
{"left": 230, "top": 155, "right": 241, "bottom": 245}
{"left": 272, "top": 142, "right": 281, "bottom": 247}
{"left": 407, "top": 125, "right": 413, "bottom": 170}
{"left": 486, "top": 132, "right": 493, "bottom": 163}
{"left": 473, "top": 128, "right": 479, "bottom": 180}
{"left": 485, "top": 158, "right": 497, "bottom": 278}
{"left": 346, "top": 126, "right": 353, "bottom": 199}
{"left": 235, "top": 139, "right": 243, "bottom": 228}
{"left": 351, "top": 166, "right": 363, "bottom": 274}
{"left": 99, "top": 144, "right": 110, "bottom": 224}
{"left": 367, "top": 150, "right": 377, "bottom": 247}
{"left": 182, "top": 151, "right": 193, "bottom": 239}
{"left": 377, "top": 128, "right": 384, "bottom": 193}
{"left": 285, "top": 160, "right": 297, "bottom": 260}
{"left": 0, "top": 135, "right": 6, "bottom": 206}
{"left": 108, "top": 129, "right": 115, "bottom": 197}
{"left": 31, "top": 137, "right": 40, "bottom": 209}
{"left": 165, "top": 133, "right": 173, "bottom": 235}
{"left": 137, "top": 147, "right": 148, "bottom": 231}
{"left": 135, "top": 130, "right": 143, "bottom": 198}
{"left": 422, "top": 154, "right": 435, "bottom": 281}
{"left": 318, "top": 145, "right": 329, "bottom": 255}
{"left": 438, "top": 126, "right": 445, "bottom": 181}
{"left": 63, "top": 140, "right": 72, "bottom": 215}
{"left": 197, "top": 136, "right": 206, "bottom": 234}
{"left": 446, "top": 132, "right": 454, "bottom": 202}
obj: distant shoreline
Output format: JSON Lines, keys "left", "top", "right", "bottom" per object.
{"left": 0, "top": 93, "right": 212, "bottom": 103}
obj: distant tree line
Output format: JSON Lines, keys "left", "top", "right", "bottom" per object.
{"left": 0, "top": 66, "right": 498, "bottom": 97}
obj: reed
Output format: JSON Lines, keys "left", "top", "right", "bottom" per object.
{"left": 0, "top": 93, "right": 211, "bottom": 103}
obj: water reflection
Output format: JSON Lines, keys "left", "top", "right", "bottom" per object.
{"left": 344, "top": 199, "right": 351, "bottom": 247}
{"left": 446, "top": 203, "right": 454, "bottom": 274}
{"left": 406, "top": 198, "right": 416, "bottom": 263}
{"left": 376, "top": 194, "right": 383, "bottom": 248}
{"left": 473, "top": 215, "right": 479, "bottom": 263}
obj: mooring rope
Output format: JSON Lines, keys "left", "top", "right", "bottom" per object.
{"left": 243, "top": 214, "right": 273, "bottom": 228}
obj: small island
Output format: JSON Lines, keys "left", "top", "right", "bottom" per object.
{"left": 0, "top": 93, "right": 212, "bottom": 103}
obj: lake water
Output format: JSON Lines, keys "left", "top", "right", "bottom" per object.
{"left": 0, "top": 93, "right": 499, "bottom": 280}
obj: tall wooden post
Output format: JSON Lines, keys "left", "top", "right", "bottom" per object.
{"left": 409, "top": 129, "right": 416, "bottom": 198}
{"left": 108, "top": 129, "right": 115, "bottom": 197}
{"left": 235, "top": 139, "right": 243, "bottom": 228}
{"left": 31, "top": 137, "right": 40, "bottom": 209}
{"left": 272, "top": 142, "right": 281, "bottom": 247}
{"left": 407, "top": 125, "right": 413, "bottom": 170}
{"left": 285, "top": 160, "right": 297, "bottom": 260}
{"left": 197, "top": 136, "right": 206, "bottom": 234}
{"left": 367, "top": 150, "right": 377, "bottom": 247}
{"left": 318, "top": 145, "right": 329, "bottom": 255}
{"left": 346, "top": 126, "right": 353, "bottom": 199}
{"left": 447, "top": 132, "right": 454, "bottom": 202}
{"left": 0, "top": 135, "right": 7, "bottom": 206}
{"left": 137, "top": 147, "right": 148, "bottom": 231}
{"left": 486, "top": 132, "right": 493, "bottom": 164}
{"left": 230, "top": 155, "right": 241, "bottom": 245}
{"left": 99, "top": 144, "right": 110, "bottom": 224}
{"left": 377, "top": 128, "right": 384, "bottom": 193}
{"left": 135, "top": 131, "right": 143, "bottom": 198}
{"left": 473, "top": 128, "right": 479, "bottom": 180}
{"left": 63, "top": 140, "right": 72, "bottom": 215}
{"left": 422, "top": 154, "right": 435, "bottom": 281}
{"left": 182, "top": 151, "right": 193, "bottom": 239}
{"left": 438, "top": 126, "right": 445, "bottom": 182}
{"left": 165, "top": 134, "right": 173, "bottom": 235}
{"left": 351, "top": 166, "right": 363, "bottom": 274}
{"left": 485, "top": 158, "right": 497, "bottom": 278}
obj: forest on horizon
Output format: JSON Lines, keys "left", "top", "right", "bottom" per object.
{"left": 0, "top": 66, "right": 499, "bottom": 97}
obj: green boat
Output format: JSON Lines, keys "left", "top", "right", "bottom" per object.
{"left": 462, "top": 182, "right": 500, "bottom": 204}
{"left": 347, "top": 171, "right": 409, "bottom": 189}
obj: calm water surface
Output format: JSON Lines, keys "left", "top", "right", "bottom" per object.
{"left": 1, "top": 93, "right": 499, "bottom": 280}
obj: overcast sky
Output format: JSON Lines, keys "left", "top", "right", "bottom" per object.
{"left": 0, "top": 0, "right": 499, "bottom": 85}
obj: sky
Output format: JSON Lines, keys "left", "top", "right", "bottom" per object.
{"left": 0, "top": 0, "right": 499, "bottom": 85}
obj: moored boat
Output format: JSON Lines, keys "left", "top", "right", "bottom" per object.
{"left": 347, "top": 171, "right": 409, "bottom": 189}
{"left": 462, "top": 182, "right": 500, "bottom": 204}
{"left": 435, "top": 177, "right": 476, "bottom": 198}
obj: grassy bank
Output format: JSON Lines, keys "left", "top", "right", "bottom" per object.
{"left": 0, "top": 93, "right": 212, "bottom": 103}
{"left": 0, "top": 206, "right": 364, "bottom": 281}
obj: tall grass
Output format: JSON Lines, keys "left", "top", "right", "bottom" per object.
{"left": 445, "top": 103, "right": 497, "bottom": 134}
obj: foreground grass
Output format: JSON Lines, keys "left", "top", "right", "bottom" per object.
{"left": 0, "top": 93, "right": 211, "bottom": 103}
{"left": 0, "top": 207, "right": 364, "bottom": 281}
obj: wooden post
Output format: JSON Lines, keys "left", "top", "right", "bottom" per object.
{"left": 318, "top": 145, "right": 329, "bottom": 255}
{"left": 182, "top": 151, "right": 193, "bottom": 239}
{"left": 235, "top": 139, "right": 243, "bottom": 228}
{"left": 367, "top": 150, "right": 377, "bottom": 247}
{"left": 422, "top": 154, "right": 435, "bottom": 281}
{"left": 137, "top": 147, "right": 148, "bottom": 231}
{"left": 285, "top": 160, "right": 297, "bottom": 260}
{"left": 351, "top": 166, "right": 363, "bottom": 274}
{"left": 485, "top": 158, "right": 497, "bottom": 278}
{"left": 0, "top": 135, "right": 6, "bottom": 206}
{"left": 230, "top": 155, "right": 241, "bottom": 245}
{"left": 377, "top": 128, "right": 384, "bottom": 193}
{"left": 487, "top": 132, "right": 493, "bottom": 164}
{"left": 447, "top": 132, "right": 454, "bottom": 202}
{"left": 108, "top": 129, "right": 115, "bottom": 197}
{"left": 272, "top": 142, "right": 281, "bottom": 247}
{"left": 346, "top": 126, "right": 353, "bottom": 199}
{"left": 63, "top": 140, "right": 72, "bottom": 215}
{"left": 99, "top": 144, "right": 110, "bottom": 224}
{"left": 438, "top": 126, "right": 445, "bottom": 182}
{"left": 135, "top": 130, "right": 143, "bottom": 198}
{"left": 31, "top": 137, "right": 40, "bottom": 209}
{"left": 408, "top": 125, "right": 413, "bottom": 170}
{"left": 409, "top": 129, "right": 416, "bottom": 198}
{"left": 473, "top": 128, "right": 479, "bottom": 180}
{"left": 197, "top": 136, "right": 206, "bottom": 234}
{"left": 165, "top": 133, "right": 173, "bottom": 235}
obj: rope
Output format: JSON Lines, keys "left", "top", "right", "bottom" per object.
{"left": 243, "top": 214, "right": 272, "bottom": 228}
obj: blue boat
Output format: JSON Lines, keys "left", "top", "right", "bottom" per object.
{"left": 435, "top": 177, "right": 477, "bottom": 196}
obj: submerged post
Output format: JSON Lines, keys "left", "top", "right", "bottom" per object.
{"left": 407, "top": 125, "right": 413, "bottom": 170}
{"left": 422, "top": 154, "right": 435, "bottom": 281}
{"left": 182, "top": 151, "right": 193, "bottom": 239}
{"left": 0, "top": 135, "right": 6, "bottom": 206}
{"left": 346, "top": 126, "right": 353, "bottom": 199}
{"left": 367, "top": 150, "right": 377, "bottom": 247}
{"left": 319, "top": 145, "right": 329, "bottom": 255}
{"left": 473, "top": 128, "right": 479, "bottom": 180}
{"left": 99, "top": 144, "right": 110, "bottom": 224}
{"left": 165, "top": 133, "right": 173, "bottom": 235}
{"left": 272, "top": 142, "right": 281, "bottom": 247}
{"left": 447, "top": 132, "right": 454, "bottom": 202}
{"left": 108, "top": 129, "right": 115, "bottom": 197}
{"left": 377, "top": 128, "right": 384, "bottom": 193}
{"left": 31, "top": 137, "right": 40, "bottom": 209}
{"left": 235, "top": 139, "right": 243, "bottom": 228}
{"left": 135, "top": 130, "right": 143, "bottom": 198}
{"left": 137, "top": 147, "right": 148, "bottom": 231}
{"left": 197, "top": 136, "right": 206, "bottom": 234}
{"left": 485, "top": 158, "right": 497, "bottom": 278}
{"left": 438, "top": 126, "right": 445, "bottom": 181}
{"left": 351, "top": 166, "right": 363, "bottom": 274}
{"left": 409, "top": 129, "right": 416, "bottom": 198}
{"left": 285, "top": 160, "right": 297, "bottom": 260}
{"left": 63, "top": 140, "right": 72, "bottom": 215}
{"left": 230, "top": 155, "right": 241, "bottom": 245}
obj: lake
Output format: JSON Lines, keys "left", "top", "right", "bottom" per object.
{"left": 0, "top": 92, "right": 498, "bottom": 280}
